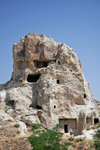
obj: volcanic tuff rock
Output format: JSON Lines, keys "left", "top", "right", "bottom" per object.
{"left": 0, "top": 33, "right": 99, "bottom": 135}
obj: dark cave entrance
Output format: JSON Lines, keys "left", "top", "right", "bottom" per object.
{"left": 54, "top": 105, "right": 56, "bottom": 108}
{"left": 27, "top": 74, "right": 41, "bottom": 82}
{"left": 43, "top": 62, "right": 48, "bottom": 67}
{"left": 57, "top": 80, "right": 60, "bottom": 84}
{"left": 94, "top": 118, "right": 99, "bottom": 124}
{"left": 36, "top": 105, "right": 42, "bottom": 110}
{"left": 84, "top": 94, "right": 86, "bottom": 98}
{"left": 64, "top": 125, "right": 68, "bottom": 133}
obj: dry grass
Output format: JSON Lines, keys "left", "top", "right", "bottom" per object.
{"left": 61, "top": 135, "right": 95, "bottom": 150}
{"left": 0, "top": 122, "right": 96, "bottom": 150}
{"left": 0, "top": 122, "right": 32, "bottom": 150}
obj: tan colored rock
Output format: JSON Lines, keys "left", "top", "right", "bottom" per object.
{"left": 0, "top": 90, "right": 6, "bottom": 102}
{"left": 22, "top": 115, "right": 40, "bottom": 125}
{"left": 0, "top": 110, "right": 13, "bottom": 121}
{"left": 6, "top": 86, "right": 33, "bottom": 111}
{"left": 0, "top": 32, "right": 99, "bottom": 136}
{"left": 14, "top": 120, "right": 27, "bottom": 135}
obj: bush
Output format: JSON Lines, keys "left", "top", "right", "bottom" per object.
{"left": 5, "top": 107, "right": 10, "bottom": 112}
{"left": 86, "top": 124, "right": 90, "bottom": 130}
{"left": 14, "top": 124, "right": 20, "bottom": 128}
{"left": 91, "top": 126, "right": 95, "bottom": 130}
{"left": 94, "top": 129, "right": 100, "bottom": 150}
{"left": 98, "top": 123, "right": 100, "bottom": 127}
{"left": 68, "top": 136, "right": 74, "bottom": 141}
{"left": 17, "top": 130, "right": 20, "bottom": 134}
{"left": 28, "top": 124, "right": 72, "bottom": 150}
{"left": 94, "top": 138, "right": 100, "bottom": 150}
{"left": 94, "top": 129, "right": 100, "bottom": 138}
{"left": 75, "top": 137, "right": 85, "bottom": 142}
{"left": 48, "top": 61, "right": 56, "bottom": 65}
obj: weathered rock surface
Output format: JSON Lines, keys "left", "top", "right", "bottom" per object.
{"left": 0, "top": 90, "right": 6, "bottom": 102}
{"left": 0, "top": 32, "right": 99, "bottom": 136}
{"left": 6, "top": 86, "right": 33, "bottom": 111}
{"left": 0, "top": 110, "right": 13, "bottom": 121}
{"left": 22, "top": 115, "right": 40, "bottom": 125}
{"left": 14, "top": 120, "right": 27, "bottom": 135}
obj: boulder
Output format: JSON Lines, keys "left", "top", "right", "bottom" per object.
{"left": 22, "top": 115, "right": 40, "bottom": 125}
{"left": 14, "top": 120, "right": 27, "bottom": 135}
{"left": 6, "top": 86, "right": 33, "bottom": 111}
{"left": 0, "top": 110, "right": 13, "bottom": 121}
{"left": 0, "top": 90, "right": 6, "bottom": 102}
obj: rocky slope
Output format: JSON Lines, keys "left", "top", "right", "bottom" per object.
{"left": 0, "top": 33, "right": 99, "bottom": 137}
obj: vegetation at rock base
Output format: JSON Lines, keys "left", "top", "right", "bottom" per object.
{"left": 75, "top": 137, "right": 85, "bottom": 142}
{"left": 14, "top": 124, "right": 20, "bottom": 128}
{"left": 94, "top": 129, "right": 100, "bottom": 150}
{"left": 68, "top": 136, "right": 74, "bottom": 141}
{"left": 28, "top": 124, "right": 72, "bottom": 150}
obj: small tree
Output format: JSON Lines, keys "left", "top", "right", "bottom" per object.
{"left": 28, "top": 124, "right": 72, "bottom": 150}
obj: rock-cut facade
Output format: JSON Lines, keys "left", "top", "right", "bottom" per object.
{"left": 0, "top": 33, "right": 99, "bottom": 136}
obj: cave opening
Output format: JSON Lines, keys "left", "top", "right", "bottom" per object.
{"left": 58, "top": 61, "right": 60, "bottom": 65}
{"left": 94, "top": 118, "right": 99, "bottom": 124}
{"left": 84, "top": 94, "right": 86, "bottom": 98}
{"left": 57, "top": 80, "right": 60, "bottom": 84}
{"left": 54, "top": 105, "right": 56, "bottom": 108}
{"left": 27, "top": 74, "right": 41, "bottom": 82}
{"left": 43, "top": 62, "right": 48, "bottom": 67}
{"left": 36, "top": 105, "right": 42, "bottom": 110}
{"left": 64, "top": 125, "right": 68, "bottom": 133}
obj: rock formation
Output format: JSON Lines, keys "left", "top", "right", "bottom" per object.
{"left": 0, "top": 33, "right": 99, "bottom": 136}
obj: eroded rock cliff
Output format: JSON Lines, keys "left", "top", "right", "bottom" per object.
{"left": 0, "top": 33, "right": 99, "bottom": 135}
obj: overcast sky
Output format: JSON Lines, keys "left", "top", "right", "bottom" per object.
{"left": 0, "top": 0, "right": 100, "bottom": 101}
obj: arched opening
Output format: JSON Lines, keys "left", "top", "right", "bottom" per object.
{"left": 27, "top": 74, "right": 41, "bottom": 82}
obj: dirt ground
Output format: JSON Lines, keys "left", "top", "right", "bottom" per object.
{"left": 0, "top": 123, "right": 32, "bottom": 150}
{"left": 0, "top": 123, "right": 95, "bottom": 150}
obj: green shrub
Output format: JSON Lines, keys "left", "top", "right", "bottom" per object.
{"left": 48, "top": 61, "right": 56, "bottom": 65}
{"left": 94, "top": 129, "right": 100, "bottom": 149}
{"left": 13, "top": 114, "right": 16, "bottom": 118}
{"left": 95, "top": 129, "right": 100, "bottom": 138}
{"left": 86, "top": 124, "right": 91, "bottom": 130}
{"left": 14, "top": 124, "right": 20, "bottom": 128}
{"left": 75, "top": 137, "right": 85, "bottom": 142}
{"left": 5, "top": 107, "right": 10, "bottom": 112}
{"left": 86, "top": 126, "right": 90, "bottom": 130}
{"left": 28, "top": 124, "right": 72, "bottom": 150}
{"left": 91, "top": 126, "right": 95, "bottom": 130}
{"left": 17, "top": 130, "right": 20, "bottom": 134}
{"left": 94, "top": 138, "right": 100, "bottom": 150}
{"left": 68, "top": 136, "right": 74, "bottom": 141}
{"left": 98, "top": 123, "right": 100, "bottom": 127}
